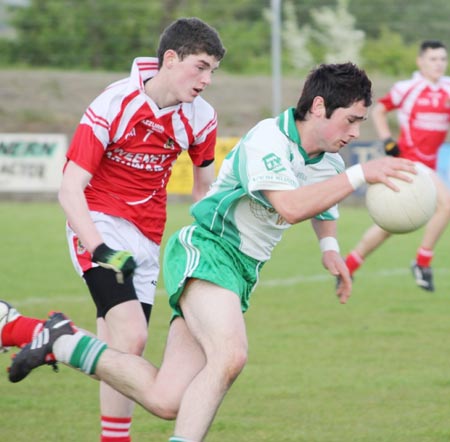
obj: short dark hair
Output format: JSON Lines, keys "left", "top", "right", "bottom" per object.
{"left": 294, "top": 62, "right": 372, "bottom": 121}
{"left": 157, "top": 17, "right": 226, "bottom": 67}
{"left": 419, "top": 40, "right": 447, "bottom": 54}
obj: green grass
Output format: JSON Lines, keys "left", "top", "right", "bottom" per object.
{"left": 1, "top": 200, "right": 450, "bottom": 441}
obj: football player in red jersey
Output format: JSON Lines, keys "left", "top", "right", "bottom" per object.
{"left": 343, "top": 40, "right": 450, "bottom": 292}
{"left": 57, "top": 17, "right": 224, "bottom": 442}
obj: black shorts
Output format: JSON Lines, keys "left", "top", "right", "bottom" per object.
{"left": 83, "top": 267, "right": 152, "bottom": 323}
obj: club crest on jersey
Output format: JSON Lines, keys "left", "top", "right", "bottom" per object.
{"left": 249, "top": 199, "right": 287, "bottom": 225}
{"left": 262, "top": 153, "right": 286, "bottom": 173}
{"left": 164, "top": 138, "right": 175, "bottom": 149}
{"left": 76, "top": 239, "right": 87, "bottom": 255}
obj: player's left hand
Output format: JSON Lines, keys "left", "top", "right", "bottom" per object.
{"left": 92, "top": 243, "right": 137, "bottom": 284}
{"left": 322, "top": 251, "right": 352, "bottom": 304}
{"left": 383, "top": 137, "right": 400, "bottom": 157}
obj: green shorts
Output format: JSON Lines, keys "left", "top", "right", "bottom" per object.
{"left": 163, "top": 224, "right": 265, "bottom": 318}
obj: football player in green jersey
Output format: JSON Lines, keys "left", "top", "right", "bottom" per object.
{"left": 7, "top": 62, "right": 416, "bottom": 442}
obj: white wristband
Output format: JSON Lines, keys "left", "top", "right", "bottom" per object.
{"left": 319, "top": 236, "right": 340, "bottom": 253}
{"left": 345, "top": 164, "right": 366, "bottom": 190}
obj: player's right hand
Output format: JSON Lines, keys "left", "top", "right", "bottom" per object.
{"left": 383, "top": 137, "right": 400, "bottom": 156}
{"left": 92, "top": 243, "right": 137, "bottom": 284}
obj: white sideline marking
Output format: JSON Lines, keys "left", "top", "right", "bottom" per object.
{"left": 261, "top": 267, "right": 413, "bottom": 287}
{"left": 10, "top": 267, "right": 445, "bottom": 307}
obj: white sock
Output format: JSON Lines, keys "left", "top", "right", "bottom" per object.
{"left": 53, "top": 331, "right": 107, "bottom": 374}
{"left": 53, "top": 331, "right": 84, "bottom": 364}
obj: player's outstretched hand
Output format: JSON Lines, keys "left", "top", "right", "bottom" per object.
{"left": 362, "top": 157, "right": 416, "bottom": 192}
{"left": 322, "top": 252, "right": 352, "bottom": 304}
{"left": 92, "top": 243, "right": 137, "bottom": 284}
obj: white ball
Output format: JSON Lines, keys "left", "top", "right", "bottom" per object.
{"left": 365, "top": 165, "right": 437, "bottom": 234}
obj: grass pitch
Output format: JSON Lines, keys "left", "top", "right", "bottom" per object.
{"left": 1, "top": 200, "right": 450, "bottom": 442}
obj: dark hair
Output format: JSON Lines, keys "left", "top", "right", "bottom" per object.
{"left": 294, "top": 62, "right": 372, "bottom": 121}
{"left": 419, "top": 40, "right": 447, "bottom": 54}
{"left": 157, "top": 17, "right": 226, "bottom": 67}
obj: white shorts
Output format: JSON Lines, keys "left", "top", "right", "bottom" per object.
{"left": 66, "top": 211, "right": 160, "bottom": 305}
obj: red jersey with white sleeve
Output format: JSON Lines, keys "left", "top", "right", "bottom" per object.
{"left": 379, "top": 72, "right": 450, "bottom": 169}
{"left": 65, "top": 57, "right": 217, "bottom": 244}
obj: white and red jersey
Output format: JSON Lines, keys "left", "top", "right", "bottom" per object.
{"left": 379, "top": 72, "right": 450, "bottom": 169}
{"left": 65, "top": 57, "right": 217, "bottom": 244}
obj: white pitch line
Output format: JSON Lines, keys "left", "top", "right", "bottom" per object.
{"left": 261, "top": 266, "right": 447, "bottom": 287}
{"left": 9, "top": 267, "right": 446, "bottom": 308}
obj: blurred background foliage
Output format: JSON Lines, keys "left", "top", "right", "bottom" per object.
{"left": 0, "top": 0, "right": 449, "bottom": 75}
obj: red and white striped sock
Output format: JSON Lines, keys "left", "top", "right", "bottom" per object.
{"left": 101, "top": 416, "right": 132, "bottom": 442}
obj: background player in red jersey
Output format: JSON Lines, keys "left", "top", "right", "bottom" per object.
{"left": 55, "top": 17, "right": 225, "bottom": 442}
{"left": 343, "top": 40, "right": 450, "bottom": 292}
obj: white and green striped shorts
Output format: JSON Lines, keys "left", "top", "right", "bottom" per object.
{"left": 163, "top": 223, "right": 264, "bottom": 318}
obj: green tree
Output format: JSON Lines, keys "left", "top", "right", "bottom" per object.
{"left": 9, "top": 0, "right": 163, "bottom": 70}
{"left": 172, "top": 0, "right": 272, "bottom": 73}
{"left": 362, "top": 26, "right": 418, "bottom": 76}
{"left": 3, "top": 0, "right": 449, "bottom": 75}
{"left": 350, "top": 0, "right": 450, "bottom": 45}
{"left": 4, "top": 0, "right": 273, "bottom": 73}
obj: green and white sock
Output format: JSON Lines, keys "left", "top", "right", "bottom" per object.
{"left": 53, "top": 331, "right": 107, "bottom": 375}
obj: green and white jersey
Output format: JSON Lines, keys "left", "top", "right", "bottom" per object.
{"left": 191, "top": 108, "right": 345, "bottom": 261}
